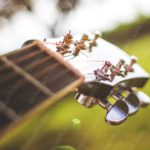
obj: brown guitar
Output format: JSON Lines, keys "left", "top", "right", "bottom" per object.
{"left": 0, "top": 31, "right": 149, "bottom": 138}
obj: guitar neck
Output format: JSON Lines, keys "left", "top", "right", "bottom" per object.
{"left": 0, "top": 41, "right": 84, "bottom": 132}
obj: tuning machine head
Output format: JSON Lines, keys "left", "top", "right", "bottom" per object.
{"left": 125, "top": 93, "right": 140, "bottom": 115}
{"left": 75, "top": 92, "right": 129, "bottom": 125}
{"left": 105, "top": 100, "right": 129, "bottom": 125}
{"left": 98, "top": 98, "right": 129, "bottom": 125}
{"left": 112, "top": 88, "right": 140, "bottom": 115}
{"left": 117, "top": 84, "right": 150, "bottom": 108}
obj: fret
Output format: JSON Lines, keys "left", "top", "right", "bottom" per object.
{"left": 0, "top": 51, "right": 47, "bottom": 72}
{"left": 25, "top": 57, "right": 58, "bottom": 75}
{"left": 19, "top": 55, "right": 50, "bottom": 70}
{"left": 0, "top": 58, "right": 60, "bottom": 88}
{"left": 15, "top": 51, "right": 48, "bottom": 67}
{"left": 0, "top": 63, "right": 71, "bottom": 98}
{"left": 0, "top": 56, "right": 52, "bottom": 85}
{"left": 0, "top": 69, "right": 25, "bottom": 95}
{"left": 0, "top": 56, "right": 54, "bottom": 97}
{"left": 0, "top": 77, "right": 29, "bottom": 99}
{"left": 0, "top": 69, "right": 20, "bottom": 85}
{"left": 0, "top": 100, "right": 19, "bottom": 121}
{"left": 0, "top": 57, "right": 66, "bottom": 97}
{"left": 31, "top": 61, "right": 61, "bottom": 78}
{"left": 13, "top": 50, "right": 43, "bottom": 64}
{"left": 0, "top": 72, "right": 48, "bottom": 113}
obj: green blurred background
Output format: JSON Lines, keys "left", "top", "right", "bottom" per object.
{"left": 0, "top": 0, "right": 150, "bottom": 150}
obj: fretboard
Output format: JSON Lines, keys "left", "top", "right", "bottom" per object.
{"left": 0, "top": 41, "right": 84, "bottom": 132}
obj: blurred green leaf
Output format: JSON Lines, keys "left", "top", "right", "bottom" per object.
{"left": 55, "top": 145, "right": 76, "bottom": 150}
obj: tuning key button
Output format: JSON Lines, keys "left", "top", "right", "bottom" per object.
{"left": 135, "top": 91, "right": 150, "bottom": 107}
{"left": 131, "top": 55, "right": 138, "bottom": 63}
{"left": 96, "top": 98, "right": 129, "bottom": 125}
{"left": 94, "top": 31, "right": 102, "bottom": 39}
{"left": 105, "top": 100, "right": 129, "bottom": 125}
{"left": 75, "top": 93, "right": 129, "bottom": 125}
{"left": 75, "top": 93, "right": 96, "bottom": 108}
{"left": 125, "top": 93, "right": 140, "bottom": 115}
{"left": 124, "top": 56, "right": 138, "bottom": 74}
{"left": 112, "top": 92, "right": 140, "bottom": 115}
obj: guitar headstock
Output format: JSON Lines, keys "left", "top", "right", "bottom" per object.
{"left": 42, "top": 31, "right": 150, "bottom": 125}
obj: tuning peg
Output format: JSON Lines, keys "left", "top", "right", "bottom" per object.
{"left": 118, "top": 85, "right": 150, "bottom": 107}
{"left": 112, "top": 92, "right": 140, "bottom": 115}
{"left": 124, "top": 56, "right": 138, "bottom": 75}
{"left": 131, "top": 56, "right": 138, "bottom": 64}
{"left": 94, "top": 31, "right": 102, "bottom": 39}
{"left": 82, "top": 34, "right": 89, "bottom": 41}
{"left": 104, "top": 100, "right": 129, "bottom": 125}
{"left": 75, "top": 92, "right": 129, "bottom": 125}
{"left": 135, "top": 91, "right": 150, "bottom": 107}
{"left": 96, "top": 98, "right": 129, "bottom": 125}
{"left": 75, "top": 93, "right": 97, "bottom": 108}
{"left": 125, "top": 93, "right": 140, "bottom": 114}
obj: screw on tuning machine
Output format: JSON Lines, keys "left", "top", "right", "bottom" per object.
{"left": 112, "top": 92, "right": 140, "bottom": 115}
{"left": 89, "top": 31, "right": 102, "bottom": 51}
{"left": 75, "top": 92, "right": 129, "bottom": 125}
{"left": 94, "top": 61, "right": 111, "bottom": 81}
{"left": 110, "top": 59, "right": 125, "bottom": 81}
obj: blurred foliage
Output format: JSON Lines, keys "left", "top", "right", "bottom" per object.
{"left": 0, "top": 0, "right": 33, "bottom": 17}
{"left": 103, "top": 15, "right": 150, "bottom": 45}
{"left": 55, "top": 145, "right": 76, "bottom": 150}
{"left": 0, "top": 0, "right": 80, "bottom": 36}
{"left": 0, "top": 0, "right": 79, "bottom": 17}
{"left": 57, "top": 0, "right": 79, "bottom": 13}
